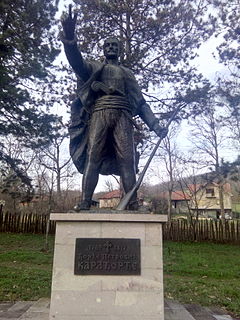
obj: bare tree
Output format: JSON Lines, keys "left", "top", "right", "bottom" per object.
{"left": 103, "top": 179, "right": 115, "bottom": 193}
{"left": 176, "top": 159, "right": 206, "bottom": 221}
{"left": 189, "top": 106, "right": 228, "bottom": 220}
{"left": 155, "top": 125, "right": 180, "bottom": 220}
{"left": 37, "top": 134, "right": 71, "bottom": 197}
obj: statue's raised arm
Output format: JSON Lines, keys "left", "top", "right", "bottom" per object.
{"left": 61, "top": 4, "right": 77, "bottom": 40}
{"left": 61, "top": 5, "right": 90, "bottom": 81}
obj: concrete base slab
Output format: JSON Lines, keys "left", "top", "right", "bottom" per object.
{"left": 165, "top": 300, "right": 196, "bottom": 320}
{"left": 184, "top": 303, "right": 216, "bottom": 320}
{"left": 0, "top": 301, "right": 34, "bottom": 319}
{"left": 19, "top": 299, "right": 50, "bottom": 320}
{"left": 0, "top": 299, "right": 236, "bottom": 320}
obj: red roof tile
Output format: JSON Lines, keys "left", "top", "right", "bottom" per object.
{"left": 159, "top": 191, "right": 190, "bottom": 201}
{"left": 99, "top": 190, "right": 122, "bottom": 199}
{"left": 171, "top": 191, "right": 191, "bottom": 200}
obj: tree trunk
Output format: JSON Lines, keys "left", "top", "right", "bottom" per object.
{"left": 56, "top": 145, "right": 61, "bottom": 197}
{"left": 167, "top": 190, "right": 172, "bottom": 220}
{"left": 219, "top": 184, "right": 225, "bottom": 220}
{"left": 56, "top": 170, "right": 61, "bottom": 196}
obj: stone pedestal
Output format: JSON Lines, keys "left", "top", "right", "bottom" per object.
{"left": 49, "top": 213, "right": 167, "bottom": 320}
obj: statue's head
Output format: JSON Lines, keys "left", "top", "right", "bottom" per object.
{"left": 103, "top": 37, "right": 120, "bottom": 59}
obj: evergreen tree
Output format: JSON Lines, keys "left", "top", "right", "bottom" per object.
{"left": 0, "top": 0, "right": 61, "bottom": 185}
{"left": 214, "top": 0, "right": 240, "bottom": 69}
{"left": 214, "top": 0, "right": 240, "bottom": 148}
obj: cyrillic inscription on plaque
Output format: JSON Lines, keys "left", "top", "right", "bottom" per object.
{"left": 74, "top": 238, "right": 141, "bottom": 275}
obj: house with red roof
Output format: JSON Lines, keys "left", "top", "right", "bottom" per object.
{"left": 98, "top": 190, "right": 122, "bottom": 209}
{"left": 191, "top": 182, "right": 232, "bottom": 218}
{"left": 159, "top": 182, "right": 233, "bottom": 217}
{"left": 158, "top": 190, "right": 191, "bottom": 213}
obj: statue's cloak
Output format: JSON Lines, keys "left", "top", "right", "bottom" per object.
{"left": 69, "top": 61, "right": 144, "bottom": 176}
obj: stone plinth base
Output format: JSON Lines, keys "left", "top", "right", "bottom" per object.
{"left": 49, "top": 213, "right": 167, "bottom": 320}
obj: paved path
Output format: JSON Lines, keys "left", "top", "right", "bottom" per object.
{"left": 0, "top": 298, "right": 238, "bottom": 320}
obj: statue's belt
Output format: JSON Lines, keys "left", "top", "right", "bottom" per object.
{"left": 94, "top": 95, "right": 130, "bottom": 109}
{"left": 92, "top": 96, "right": 141, "bottom": 130}
{"left": 92, "top": 81, "right": 131, "bottom": 113}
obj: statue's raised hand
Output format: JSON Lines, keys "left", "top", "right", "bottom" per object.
{"left": 61, "top": 4, "right": 78, "bottom": 40}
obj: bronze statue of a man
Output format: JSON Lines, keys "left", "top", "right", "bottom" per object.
{"left": 61, "top": 6, "right": 167, "bottom": 210}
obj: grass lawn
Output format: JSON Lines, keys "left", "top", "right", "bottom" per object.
{"left": 0, "top": 233, "right": 239, "bottom": 317}
{"left": 0, "top": 233, "right": 54, "bottom": 301}
{"left": 163, "top": 241, "right": 240, "bottom": 317}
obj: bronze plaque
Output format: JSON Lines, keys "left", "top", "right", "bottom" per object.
{"left": 74, "top": 238, "right": 141, "bottom": 275}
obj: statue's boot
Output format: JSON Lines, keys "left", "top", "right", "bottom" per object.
{"left": 127, "top": 199, "right": 139, "bottom": 211}
{"left": 74, "top": 200, "right": 91, "bottom": 212}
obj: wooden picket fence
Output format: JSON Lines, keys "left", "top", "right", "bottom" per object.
{"left": 0, "top": 211, "right": 240, "bottom": 243}
{"left": 0, "top": 211, "right": 56, "bottom": 234}
{"left": 163, "top": 219, "right": 240, "bottom": 244}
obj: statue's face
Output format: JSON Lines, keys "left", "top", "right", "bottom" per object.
{"left": 103, "top": 38, "right": 120, "bottom": 59}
